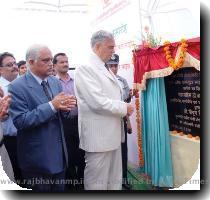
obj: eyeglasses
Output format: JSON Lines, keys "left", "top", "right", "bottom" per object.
{"left": 39, "top": 58, "right": 53, "bottom": 64}
{"left": 1, "top": 62, "right": 17, "bottom": 68}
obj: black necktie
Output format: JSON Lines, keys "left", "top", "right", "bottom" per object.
{"left": 41, "top": 80, "right": 52, "bottom": 101}
{"left": 41, "top": 80, "right": 69, "bottom": 167}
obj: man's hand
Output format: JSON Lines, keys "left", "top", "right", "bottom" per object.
{"left": 126, "top": 116, "right": 132, "bottom": 134}
{"left": 51, "top": 92, "right": 77, "bottom": 111}
{"left": 0, "top": 95, "right": 11, "bottom": 120}
{"left": 126, "top": 103, "right": 134, "bottom": 116}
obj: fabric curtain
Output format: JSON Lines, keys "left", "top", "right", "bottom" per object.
{"left": 133, "top": 37, "right": 200, "bottom": 90}
{"left": 141, "top": 77, "right": 173, "bottom": 187}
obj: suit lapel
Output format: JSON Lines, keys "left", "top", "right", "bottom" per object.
{"left": 26, "top": 72, "right": 51, "bottom": 103}
{"left": 47, "top": 77, "right": 58, "bottom": 98}
{"left": 99, "top": 66, "right": 123, "bottom": 100}
{"left": 90, "top": 53, "right": 122, "bottom": 92}
{"left": 102, "top": 67, "right": 117, "bottom": 83}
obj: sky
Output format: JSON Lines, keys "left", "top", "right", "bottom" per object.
{"left": 0, "top": 0, "right": 92, "bottom": 66}
{"left": 0, "top": 0, "right": 200, "bottom": 65}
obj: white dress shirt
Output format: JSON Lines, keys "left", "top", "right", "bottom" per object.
{"left": 0, "top": 77, "right": 17, "bottom": 136}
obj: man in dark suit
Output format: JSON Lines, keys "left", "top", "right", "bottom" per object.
{"left": 8, "top": 44, "right": 77, "bottom": 191}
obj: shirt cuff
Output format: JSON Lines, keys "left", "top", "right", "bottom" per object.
{"left": 49, "top": 101, "right": 57, "bottom": 113}
{"left": 0, "top": 113, "right": 9, "bottom": 122}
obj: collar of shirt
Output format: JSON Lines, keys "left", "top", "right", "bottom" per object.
{"left": 0, "top": 76, "right": 10, "bottom": 88}
{"left": 29, "top": 70, "right": 48, "bottom": 85}
{"left": 0, "top": 76, "right": 11, "bottom": 95}
{"left": 56, "top": 74, "right": 73, "bottom": 83}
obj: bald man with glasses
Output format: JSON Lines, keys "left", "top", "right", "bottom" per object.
{"left": 8, "top": 45, "right": 77, "bottom": 191}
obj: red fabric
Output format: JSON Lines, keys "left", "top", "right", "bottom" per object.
{"left": 133, "top": 37, "right": 200, "bottom": 86}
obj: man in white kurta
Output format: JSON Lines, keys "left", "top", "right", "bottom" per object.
{"left": 74, "top": 30, "right": 134, "bottom": 190}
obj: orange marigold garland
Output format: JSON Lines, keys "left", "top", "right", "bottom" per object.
{"left": 134, "top": 90, "right": 144, "bottom": 167}
{"left": 163, "top": 39, "right": 188, "bottom": 70}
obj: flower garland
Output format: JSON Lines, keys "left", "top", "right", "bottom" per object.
{"left": 134, "top": 90, "right": 144, "bottom": 167}
{"left": 163, "top": 39, "right": 188, "bottom": 70}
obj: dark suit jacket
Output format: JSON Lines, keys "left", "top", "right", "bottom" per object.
{"left": 8, "top": 71, "right": 67, "bottom": 175}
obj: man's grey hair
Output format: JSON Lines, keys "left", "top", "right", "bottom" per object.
{"left": 25, "top": 44, "right": 48, "bottom": 67}
{"left": 90, "top": 30, "right": 114, "bottom": 48}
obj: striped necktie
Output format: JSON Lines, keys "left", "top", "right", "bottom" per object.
{"left": 41, "top": 80, "right": 52, "bottom": 100}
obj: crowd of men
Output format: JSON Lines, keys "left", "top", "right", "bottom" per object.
{"left": 0, "top": 30, "right": 134, "bottom": 191}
